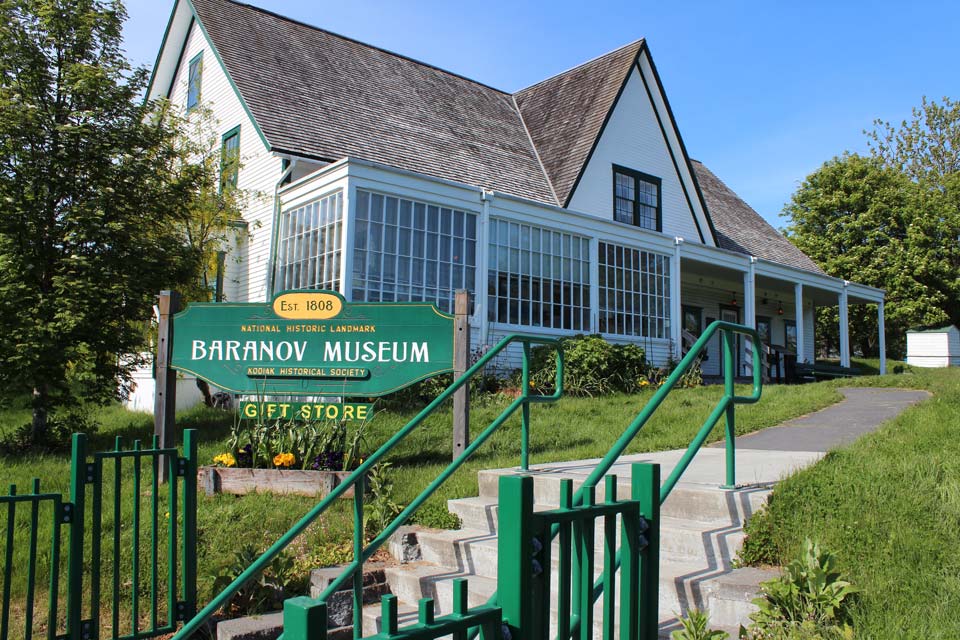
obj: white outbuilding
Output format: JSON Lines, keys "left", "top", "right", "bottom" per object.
{"left": 906, "top": 325, "right": 960, "bottom": 368}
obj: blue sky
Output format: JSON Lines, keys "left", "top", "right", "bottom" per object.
{"left": 122, "top": 0, "right": 959, "bottom": 229}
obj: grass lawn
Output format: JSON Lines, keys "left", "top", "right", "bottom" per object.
{"left": 0, "top": 363, "right": 941, "bottom": 635}
{"left": 739, "top": 363, "right": 960, "bottom": 639}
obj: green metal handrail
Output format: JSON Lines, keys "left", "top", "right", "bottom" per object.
{"left": 473, "top": 320, "right": 763, "bottom": 640}
{"left": 173, "top": 333, "right": 563, "bottom": 640}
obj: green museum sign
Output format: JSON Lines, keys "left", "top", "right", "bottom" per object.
{"left": 171, "top": 291, "right": 454, "bottom": 396}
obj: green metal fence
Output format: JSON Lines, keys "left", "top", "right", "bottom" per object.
{"left": 0, "top": 430, "right": 198, "bottom": 640}
{"left": 497, "top": 464, "right": 660, "bottom": 640}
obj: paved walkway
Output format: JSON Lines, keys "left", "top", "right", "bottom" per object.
{"left": 719, "top": 387, "right": 930, "bottom": 452}
{"left": 526, "top": 387, "right": 930, "bottom": 490}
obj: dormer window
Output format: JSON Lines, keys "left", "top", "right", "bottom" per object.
{"left": 613, "top": 165, "right": 661, "bottom": 231}
{"left": 187, "top": 52, "right": 203, "bottom": 111}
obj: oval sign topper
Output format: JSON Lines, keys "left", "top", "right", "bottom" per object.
{"left": 272, "top": 291, "right": 344, "bottom": 320}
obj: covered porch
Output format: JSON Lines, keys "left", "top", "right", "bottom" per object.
{"left": 671, "top": 240, "right": 887, "bottom": 379}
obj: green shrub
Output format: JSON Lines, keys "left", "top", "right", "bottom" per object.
{"left": 529, "top": 334, "right": 649, "bottom": 396}
{"left": 740, "top": 539, "right": 856, "bottom": 640}
{"left": 737, "top": 506, "right": 778, "bottom": 567}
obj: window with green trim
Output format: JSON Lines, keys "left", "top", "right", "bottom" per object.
{"left": 220, "top": 127, "right": 240, "bottom": 191}
{"left": 187, "top": 52, "right": 202, "bottom": 111}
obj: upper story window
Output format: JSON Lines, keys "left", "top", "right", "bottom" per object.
{"left": 613, "top": 165, "right": 661, "bottom": 231}
{"left": 187, "top": 52, "right": 202, "bottom": 111}
{"left": 220, "top": 126, "right": 240, "bottom": 191}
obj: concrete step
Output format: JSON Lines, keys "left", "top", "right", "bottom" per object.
{"left": 476, "top": 468, "right": 770, "bottom": 525}
{"left": 447, "top": 496, "right": 745, "bottom": 565}
{"left": 374, "top": 555, "right": 771, "bottom": 634}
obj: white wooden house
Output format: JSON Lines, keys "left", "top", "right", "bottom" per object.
{"left": 906, "top": 325, "right": 960, "bottom": 368}
{"left": 145, "top": 0, "right": 888, "bottom": 377}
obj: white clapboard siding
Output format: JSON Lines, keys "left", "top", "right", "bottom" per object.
{"left": 167, "top": 21, "right": 283, "bottom": 303}
{"left": 567, "top": 65, "right": 706, "bottom": 244}
{"left": 907, "top": 327, "right": 959, "bottom": 367}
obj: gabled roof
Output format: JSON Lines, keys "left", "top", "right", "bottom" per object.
{"left": 187, "top": 0, "right": 557, "bottom": 203}
{"left": 514, "top": 41, "right": 644, "bottom": 206}
{"left": 690, "top": 160, "right": 824, "bottom": 274}
{"left": 153, "top": 0, "right": 823, "bottom": 273}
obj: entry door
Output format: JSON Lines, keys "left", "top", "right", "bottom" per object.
{"left": 719, "top": 305, "right": 740, "bottom": 376}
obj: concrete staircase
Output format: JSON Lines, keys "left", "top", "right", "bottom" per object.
{"left": 361, "top": 457, "right": 782, "bottom": 637}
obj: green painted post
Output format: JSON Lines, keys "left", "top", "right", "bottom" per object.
{"left": 182, "top": 429, "right": 198, "bottom": 621}
{"left": 353, "top": 483, "right": 363, "bottom": 639}
{"left": 26, "top": 480, "right": 40, "bottom": 639}
{"left": 66, "top": 433, "right": 87, "bottom": 639}
{"left": 132, "top": 440, "right": 142, "bottom": 636}
{"left": 283, "top": 596, "right": 328, "bottom": 639}
{"left": 556, "top": 480, "right": 573, "bottom": 640}
{"left": 574, "top": 486, "right": 595, "bottom": 640}
{"left": 619, "top": 503, "right": 640, "bottom": 640}
{"left": 2, "top": 485, "right": 15, "bottom": 640}
{"left": 497, "top": 475, "right": 533, "bottom": 639}
{"left": 521, "top": 342, "right": 531, "bottom": 470}
{"left": 89, "top": 459, "right": 102, "bottom": 640}
{"left": 721, "top": 330, "right": 737, "bottom": 489}
{"left": 632, "top": 464, "right": 660, "bottom": 640}
{"left": 601, "top": 476, "right": 617, "bottom": 640}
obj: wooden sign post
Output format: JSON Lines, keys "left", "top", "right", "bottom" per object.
{"left": 452, "top": 290, "right": 470, "bottom": 459}
{"left": 155, "top": 290, "right": 180, "bottom": 482}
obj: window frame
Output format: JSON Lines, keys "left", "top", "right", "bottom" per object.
{"left": 784, "top": 319, "right": 798, "bottom": 355}
{"left": 187, "top": 51, "right": 203, "bottom": 111}
{"left": 220, "top": 126, "right": 241, "bottom": 192}
{"left": 612, "top": 164, "right": 662, "bottom": 232}
{"left": 756, "top": 316, "right": 772, "bottom": 345}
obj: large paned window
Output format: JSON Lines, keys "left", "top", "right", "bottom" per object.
{"left": 613, "top": 165, "right": 661, "bottom": 231}
{"left": 275, "top": 190, "right": 343, "bottom": 291}
{"left": 488, "top": 220, "right": 590, "bottom": 330}
{"left": 187, "top": 52, "right": 202, "bottom": 111}
{"left": 352, "top": 190, "right": 476, "bottom": 314}
{"left": 598, "top": 242, "right": 671, "bottom": 338}
{"left": 220, "top": 127, "right": 240, "bottom": 191}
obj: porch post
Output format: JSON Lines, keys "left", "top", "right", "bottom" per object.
{"left": 670, "top": 238, "right": 683, "bottom": 360}
{"left": 794, "top": 283, "right": 805, "bottom": 363}
{"left": 339, "top": 184, "right": 355, "bottom": 300}
{"left": 878, "top": 300, "right": 887, "bottom": 374}
{"left": 590, "top": 237, "right": 601, "bottom": 333}
{"left": 839, "top": 283, "right": 851, "bottom": 368}
{"left": 743, "top": 258, "right": 757, "bottom": 376}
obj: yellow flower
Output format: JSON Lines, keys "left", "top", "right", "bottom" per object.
{"left": 273, "top": 452, "right": 295, "bottom": 468}
{"left": 213, "top": 453, "right": 236, "bottom": 467}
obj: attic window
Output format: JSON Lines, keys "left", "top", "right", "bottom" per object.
{"left": 187, "top": 52, "right": 202, "bottom": 111}
{"left": 613, "top": 165, "right": 661, "bottom": 232}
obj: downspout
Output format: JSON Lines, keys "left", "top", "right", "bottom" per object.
{"left": 265, "top": 158, "right": 297, "bottom": 299}
{"left": 478, "top": 190, "right": 493, "bottom": 349}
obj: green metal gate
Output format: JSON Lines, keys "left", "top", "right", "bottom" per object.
{"left": 0, "top": 430, "right": 198, "bottom": 640}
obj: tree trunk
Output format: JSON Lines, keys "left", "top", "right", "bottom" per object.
{"left": 31, "top": 384, "right": 49, "bottom": 441}
{"left": 196, "top": 379, "right": 213, "bottom": 407}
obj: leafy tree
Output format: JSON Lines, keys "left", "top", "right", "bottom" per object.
{"left": 783, "top": 154, "right": 945, "bottom": 358}
{"left": 0, "top": 0, "right": 224, "bottom": 438}
{"left": 868, "top": 97, "right": 960, "bottom": 329}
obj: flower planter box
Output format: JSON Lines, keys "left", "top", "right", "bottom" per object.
{"left": 199, "top": 466, "right": 361, "bottom": 498}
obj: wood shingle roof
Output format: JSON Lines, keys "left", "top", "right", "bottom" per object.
{"left": 184, "top": 0, "right": 822, "bottom": 273}
{"left": 691, "top": 160, "right": 824, "bottom": 274}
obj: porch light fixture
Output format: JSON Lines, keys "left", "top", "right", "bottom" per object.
{"left": 730, "top": 292, "right": 738, "bottom": 307}
{"left": 777, "top": 302, "right": 784, "bottom": 315}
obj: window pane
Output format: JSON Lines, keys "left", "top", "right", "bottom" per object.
{"left": 274, "top": 190, "right": 343, "bottom": 292}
